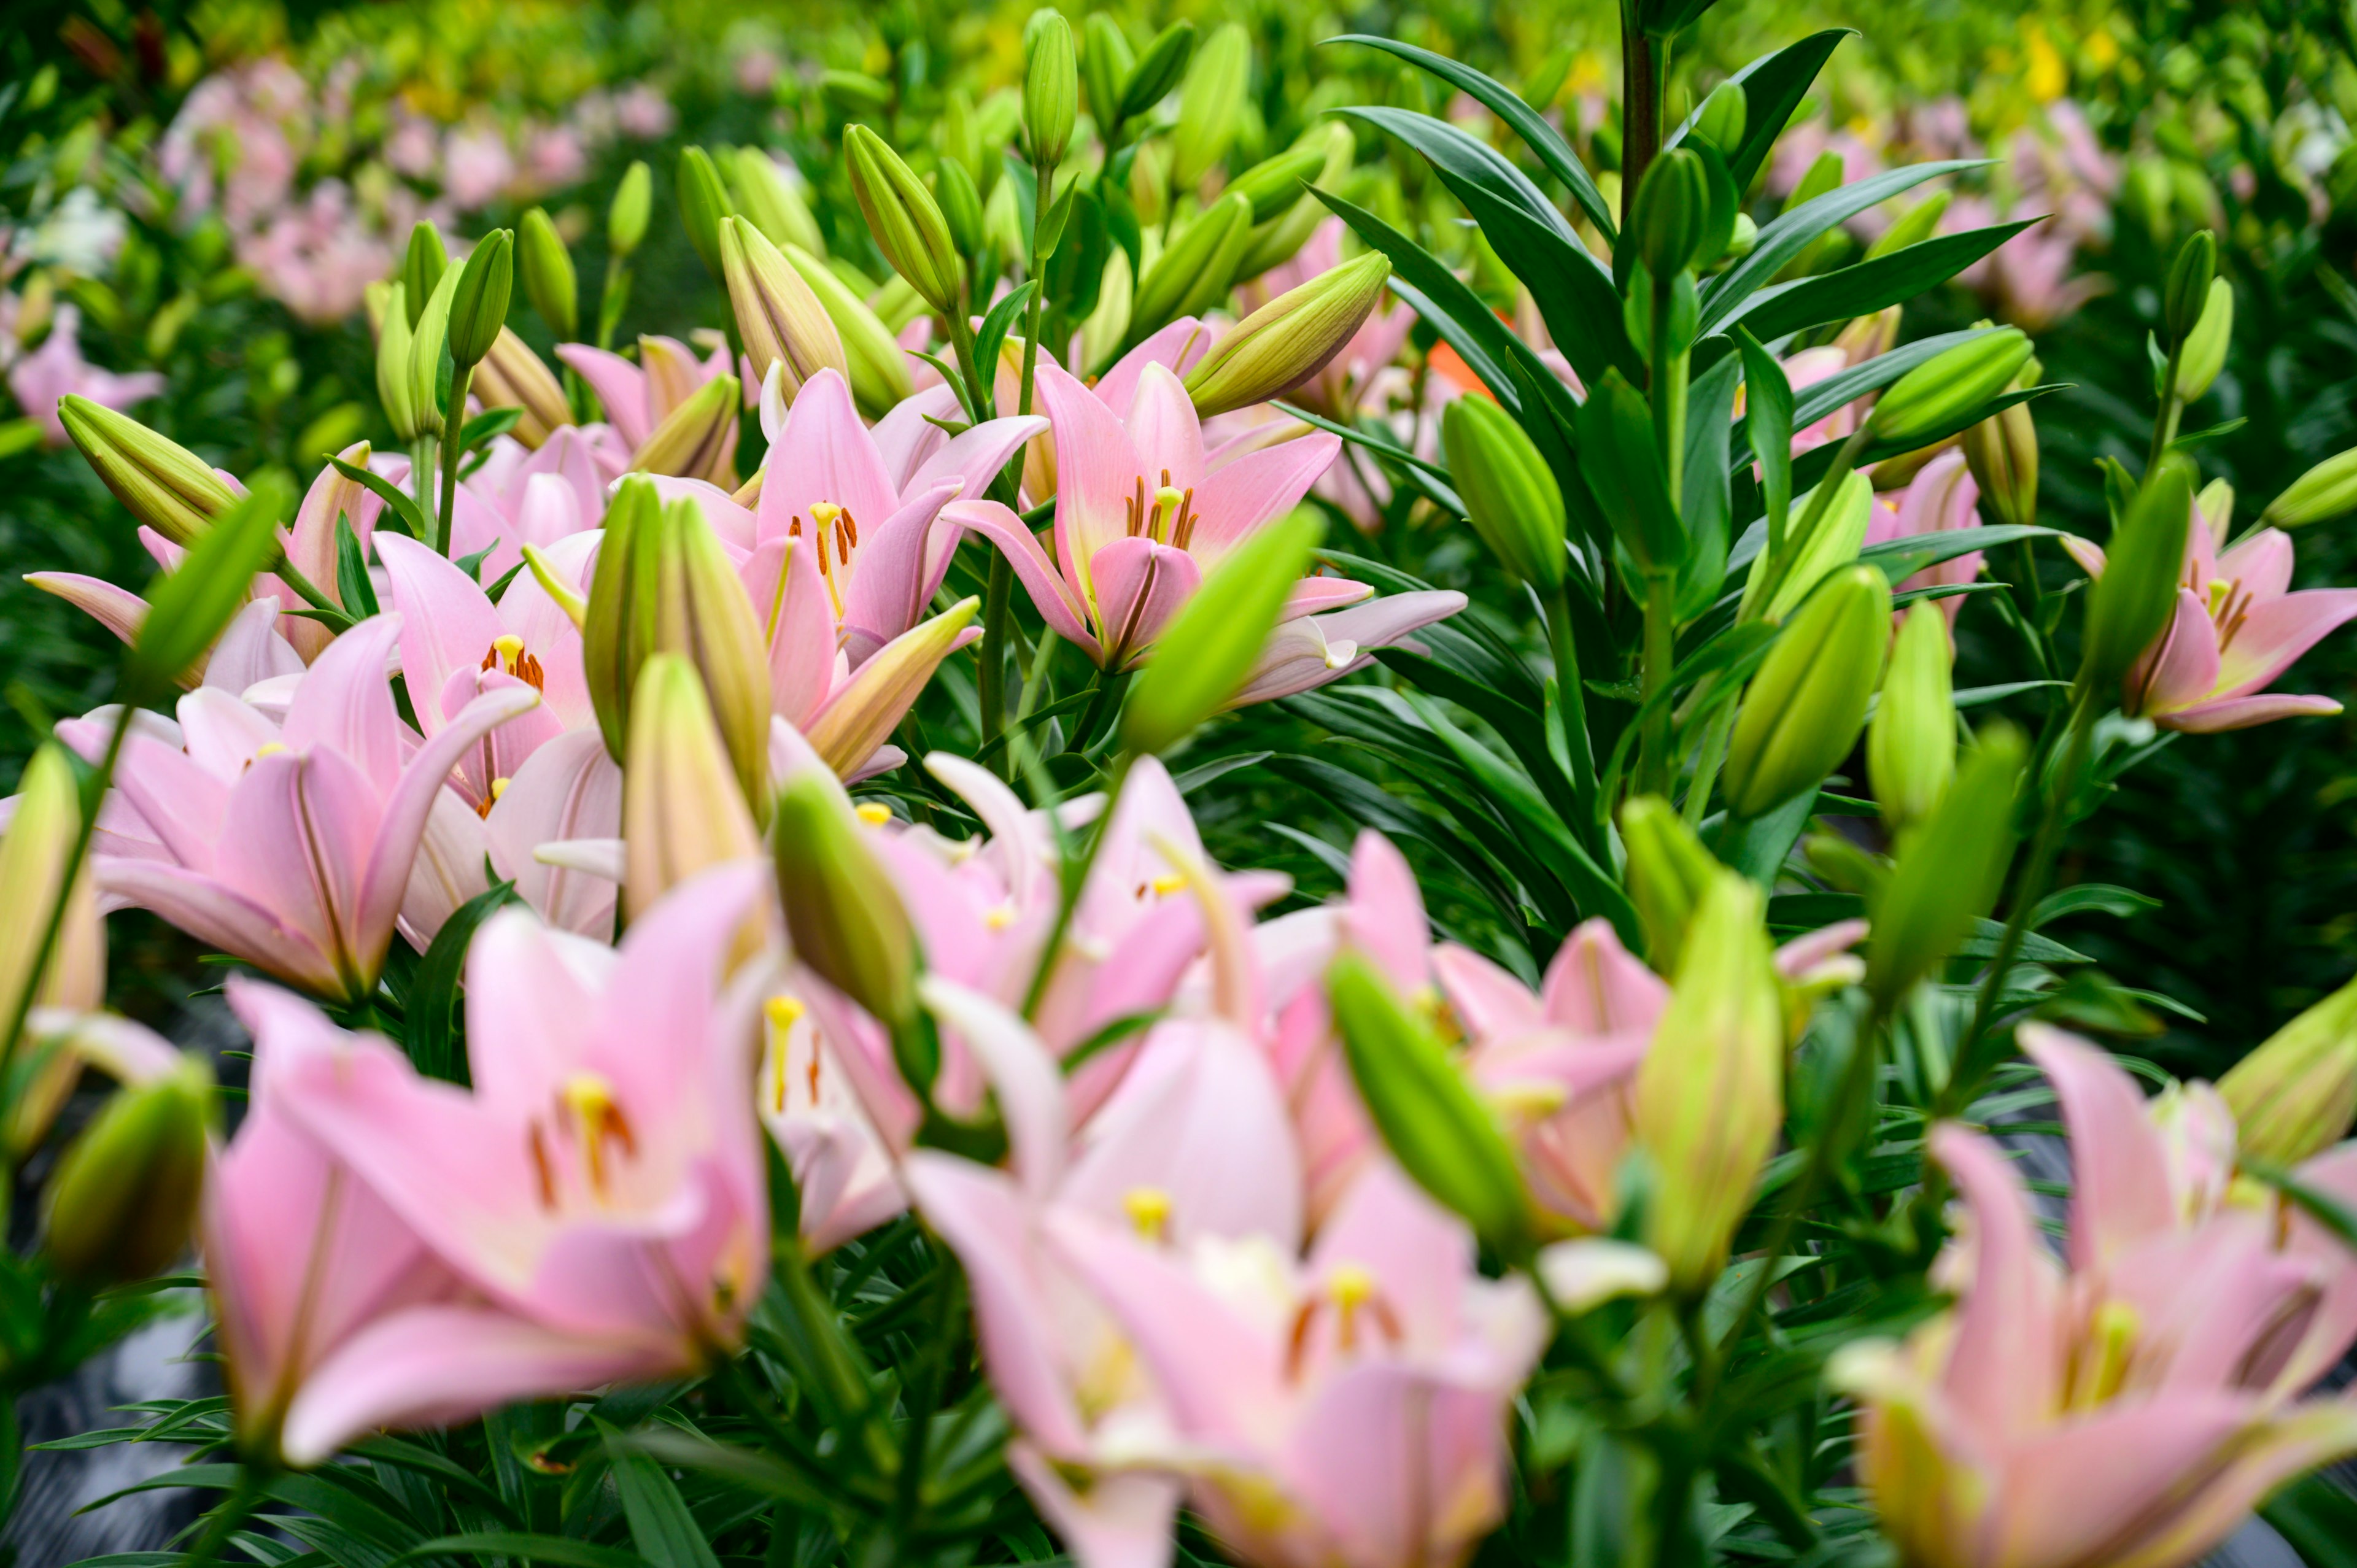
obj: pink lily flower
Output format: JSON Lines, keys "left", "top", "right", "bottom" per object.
{"left": 1864, "top": 450, "right": 1986, "bottom": 641}
{"left": 1832, "top": 1027, "right": 2357, "bottom": 1568}
{"left": 90, "top": 615, "right": 537, "bottom": 1001}
{"left": 446, "top": 425, "right": 610, "bottom": 580}
{"left": 2064, "top": 489, "right": 2357, "bottom": 730}
{"left": 7, "top": 304, "right": 163, "bottom": 446}
{"left": 211, "top": 979, "right": 632, "bottom": 1467}
{"left": 556, "top": 334, "right": 732, "bottom": 452}
{"left": 266, "top": 863, "right": 772, "bottom": 1412}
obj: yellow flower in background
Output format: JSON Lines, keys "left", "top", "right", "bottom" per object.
{"left": 2024, "top": 21, "right": 2068, "bottom": 101}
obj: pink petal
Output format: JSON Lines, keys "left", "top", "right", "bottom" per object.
{"left": 1433, "top": 944, "right": 1545, "bottom": 1041}
{"left": 204, "top": 598, "right": 306, "bottom": 694}
{"left": 281, "top": 614, "right": 408, "bottom": 797}
{"left": 2128, "top": 589, "right": 2221, "bottom": 717}
{"left": 2216, "top": 528, "right": 2294, "bottom": 603}
{"left": 2211, "top": 588, "right": 2357, "bottom": 702}
{"left": 374, "top": 534, "right": 506, "bottom": 740}
{"left": 1341, "top": 831, "right": 1430, "bottom": 984}
{"left": 484, "top": 730, "right": 624, "bottom": 937}
{"left": 103, "top": 859, "right": 344, "bottom": 993}
{"left": 1925, "top": 1124, "right": 2061, "bottom": 1441}
{"left": 756, "top": 368, "right": 897, "bottom": 547}
{"left": 1006, "top": 1445, "right": 1181, "bottom": 1568}
{"left": 26, "top": 571, "right": 150, "bottom": 655}
{"left": 1121, "top": 364, "right": 1207, "bottom": 495}
{"left": 2021, "top": 1025, "right": 2178, "bottom": 1272}
{"left": 943, "top": 500, "right": 1100, "bottom": 660}
{"left": 1037, "top": 365, "right": 1146, "bottom": 611}
{"left": 1539, "top": 919, "right": 1668, "bottom": 1037}
{"left": 556, "top": 344, "right": 649, "bottom": 447}
{"left": 1094, "top": 319, "right": 1212, "bottom": 419}
{"left": 869, "top": 383, "right": 968, "bottom": 490}
{"left": 1184, "top": 433, "right": 1343, "bottom": 568}
{"left": 216, "top": 748, "right": 379, "bottom": 989}
{"left": 2158, "top": 693, "right": 2345, "bottom": 732}
{"left": 1090, "top": 537, "right": 1201, "bottom": 665}
{"left": 842, "top": 482, "right": 961, "bottom": 655}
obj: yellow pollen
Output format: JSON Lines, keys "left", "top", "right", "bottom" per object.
{"left": 985, "top": 904, "right": 1016, "bottom": 930}
{"left": 1147, "top": 872, "right": 1187, "bottom": 897}
{"left": 854, "top": 802, "right": 894, "bottom": 825}
{"left": 766, "top": 995, "right": 807, "bottom": 1032}
{"left": 254, "top": 741, "right": 288, "bottom": 759}
{"left": 1122, "top": 1186, "right": 1174, "bottom": 1241}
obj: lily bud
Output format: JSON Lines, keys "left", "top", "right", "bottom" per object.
{"left": 58, "top": 396, "right": 238, "bottom": 546}
{"left": 1231, "top": 123, "right": 1355, "bottom": 280}
{"left": 730, "top": 147, "right": 827, "bottom": 258}
{"left": 128, "top": 474, "right": 295, "bottom": 700}
{"left": 1121, "top": 20, "right": 1197, "bottom": 124}
{"left": 845, "top": 125, "right": 963, "bottom": 315}
{"left": 44, "top": 1060, "right": 212, "bottom": 1288}
{"left": 2162, "top": 230, "right": 2216, "bottom": 346}
{"left": 516, "top": 207, "right": 577, "bottom": 339}
{"left": 1631, "top": 146, "right": 1709, "bottom": 277}
{"left": 1693, "top": 80, "right": 1747, "bottom": 152}
{"left": 773, "top": 768, "right": 919, "bottom": 1033}
{"left": 446, "top": 228, "right": 513, "bottom": 370}
{"left": 1172, "top": 22, "right": 1249, "bottom": 188}
{"left": 0, "top": 744, "right": 104, "bottom": 1038}
{"left": 586, "top": 476, "right": 659, "bottom": 760}
{"left": 1329, "top": 952, "right": 1528, "bottom": 1255}
{"left": 403, "top": 262, "right": 460, "bottom": 439}
{"left": 400, "top": 221, "right": 447, "bottom": 330}
{"left": 782, "top": 243, "right": 912, "bottom": 417}
{"left": 1123, "top": 508, "right": 1322, "bottom": 755}
{"left": 650, "top": 498, "right": 772, "bottom": 804}
{"left": 721, "top": 217, "right": 848, "bottom": 401}
{"left": 2219, "top": 973, "right": 2357, "bottom": 1165}
{"left": 1865, "top": 725, "right": 2026, "bottom": 1006}
{"left": 934, "top": 159, "right": 986, "bottom": 259}
{"left": 374, "top": 282, "right": 422, "bottom": 441}
{"left": 2261, "top": 446, "right": 2357, "bottom": 528}
{"left": 1223, "top": 143, "right": 1330, "bottom": 224}
{"left": 1869, "top": 603, "right": 1959, "bottom": 837}
{"left": 678, "top": 146, "right": 735, "bottom": 280}
{"left": 1724, "top": 565, "right": 1892, "bottom": 820}
{"left": 1084, "top": 14, "right": 1136, "bottom": 128}
{"left": 1633, "top": 871, "right": 1782, "bottom": 1291}
{"left": 630, "top": 373, "right": 741, "bottom": 485}
{"left": 1131, "top": 191, "right": 1254, "bottom": 338}
{"left": 2085, "top": 455, "right": 2196, "bottom": 700}
{"left": 472, "top": 329, "right": 572, "bottom": 448}
{"left": 1869, "top": 330, "right": 2034, "bottom": 449}
{"left": 1619, "top": 794, "right": 1718, "bottom": 975}
{"left": 1576, "top": 369, "right": 1684, "bottom": 576}
{"left": 2172, "top": 277, "right": 2232, "bottom": 403}
{"left": 609, "top": 160, "right": 653, "bottom": 258}
{"left": 1439, "top": 392, "right": 1566, "bottom": 592}
{"left": 624, "top": 654, "right": 762, "bottom": 919}
{"left": 1961, "top": 392, "right": 2040, "bottom": 532}
{"left": 1023, "top": 9, "right": 1078, "bottom": 169}
{"left": 805, "top": 597, "right": 980, "bottom": 778}
{"left": 1185, "top": 252, "right": 1391, "bottom": 418}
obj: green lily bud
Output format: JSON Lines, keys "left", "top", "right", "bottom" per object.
{"left": 1186, "top": 252, "right": 1391, "bottom": 418}
{"left": 1724, "top": 565, "right": 1892, "bottom": 820}
{"left": 516, "top": 207, "right": 576, "bottom": 339}
{"left": 844, "top": 125, "right": 963, "bottom": 315}
{"left": 1868, "top": 329, "right": 2035, "bottom": 449}
{"left": 403, "top": 261, "right": 460, "bottom": 439}
{"left": 1131, "top": 190, "right": 1253, "bottom": 339}
{"left": 1232, "top": 123, "right": 1355, "bottom": 280}
{"left": 2261, "top": 446, "right": 2357, "bottom": 528}
{"left": 2219, "top": 972, "right": 2357, "bottom": 1165}
{"left": 1439, "top": 392, "right": 1567, "bottom": 592}
{"left": 374, "top": 282, "right": 420, "bottom": 439}
{"left": 934, "top": 159, "right": 986, "bottom": 259}
{"left": 1633, "top": 870, "right": 1782, "bottom": 1291}
{"left": 630, "top": 374, "right": 740, "bottom": 485}
{"left": 805, "top": 598, "right": 979, "bottom": 777}
{"left": 1741, "top": 470, "right": 1874, "bottom": 624}
{"left": 2163, "top": 230, "right": 2216, "bottom": 346}
{"left": 1864, "top": 724, "right": 2026, "bottom": 1005}
{"left": 1121, "top": 20, "right": 1197, "bottom": 124}
{"left": 1083, "top": 15, "right": 1134, "bottom": 129}
{"left": 1123, "top": 507, "right": 1322, "bottom": 755}
{"left": 1074, "top": 247, "right": 1134, "bottom": 377}
{"left": 2172, "top": 277, "right": 2232, "bottom": 403}
{"left": 1631, "top": 145, "right": 1709, "bottom": 277}
{"left": 1023, "top": 9, "right": 1078, "bottom": 169}
{"left": 624, "top": 654, "right": 763, "bottom": 919}
{"left": 44, "top": 1060, "right": 212, "bottom": 1288}
{"left": 773, "top": 769, "right": 919, "bottom": 1032}
{"left": 1329, "top": 951, "right": 1529, "bottom": 1256}
{"left": 1574, "top": 369, "right": 1683, "bottom": 577}
{"left": 1692, "top": 80, "right": 1746, "bottom": 152}
{"left": 720, "top": 217, "right": 848, "bottom": 401}
{"left": 609, "top": 160, "right": 653, "bottom": 258}
{"left": 1962, "top": 391, "right": 2040, "bottom": 532}
{"left": 2083, "top": 454, "right": 2196, "bottom": 699}
{"left": 1868, "top": 603, "right": 1958, "bottom": 837}
{"left": 1128, "top": 139, "right": 1172, "bottom": 229}
{"left": 400, "top": 221, "right": 447, "bottom": 331}
{"left": 58, "top": 395, "right": 238, "bottom": 547}
{"left": 128, "top": 473, "right": 295, "bottom": 700}
{"left": 446, "top": 228, "right": 513, "bottom": 370}
{"left": 585, "top": 476, "right": 658, "bottom": 760}
{"left": 731, "top": 147, "right": 827, "bottom": 258}
{"left": 1619, "top": 794, "right": 1719, "bottom": 975}
{"left": 0, "top": 744, "right": 104, "bottom": 1037}
{"left": 783, "top": 242, "right": 913, "bottom": 418}
{"left": 1224, "top": 143, "right": 1331, "bottom": 225}
{"left": 1172, "top": 22, "right": 1250, "bottom": 188}
{"left": 679, "top": 146, "right": 735, "bottom": 280}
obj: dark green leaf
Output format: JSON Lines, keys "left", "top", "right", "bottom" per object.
{"left": 970, "top": 281, "right": 1040, "bottom": 420}
{"left": 460, "top": 406, "right": 524, "bottom": 451}
{"left": 331, "top": 455, "right": 430, "bottom": 542}
{"left": 1713, "top": 221, "right": 2041, "bottom": 342}
{"left": 335, "top": 513, "right": 381, "bottom": 620}
{"left": 387, "top": 1535, "right": 650, "bottom": 1568}
{"left": 405, "top": 878, "right": 520, "bottom": 1084}
{"left": 1700, "top": 160, "right": 1989, "bottom": 332}
{"left": 1859, "top": 525, "right": 2054, "bottom": 585}
{"left": 599, "top": 1420, "right": 723, "bottom": 1568}
{"left": 2262, "top": 1475, "right": 2357, "bottom": 1568}
{"left": 1668, "top": 31, "right": 1854, "bottom": 190}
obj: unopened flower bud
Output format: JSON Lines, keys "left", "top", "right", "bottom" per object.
{"left": 447, "top": 229, "right": 512, "bottom": 370}
{"left": 1131, "top": 190, "right": 1254, "bottom": 338}
{"left": 2172, "top": 277, "right": 2232, "bottom": 403}
{"left": 1619, "top": 794, "right": 1718, "bottom": 975}
{"left": 2261, "top": 446, "right": 2357, "bottom": 529}
{"left": 1724, "top": 565, "right": 1892, "bottom": 820}
{"left": 1172, "top": 22, "right": 1248, "bottom": 188}
{"left": 624, "top": 654, "right": 762, "bottom": 919}
{"left": 1870, "top": 329, "right": 2035, "bottom": 449}
{"left": 58, "top": 396, "right": 239, "bottom": 547}
{"left": 845, "top": 125, "right": 963, "bottom": 315}
{"left": 0, "top": 744, "right": 104, "bottom": 1038}
{"left": 401, "top": 263, "right": 460, "bottom": 439}
{"left": 805, "top": 597, "right": 980, "bottom": 777}
{"left": 1123, "top": 508, "right": 1322, "bottom": 754}
{"left": 721, "top": 217, "right": 848, "bottom": 402}
{"left": 44, "top": 1060, "right": 212, "bottom": 1288}
{"left": 2219, "top": 972, "right": 2357, "bottom": 1165}
{"left": 730, "top": 148, "right": 827, "bottom": 258}
{"left": 1439, "top": 392, "right": 1566, "bottom": 592}
{"left": 1120, "top": 20, "right": 1197, "bottom": 125}
{"left": 1633, "top": 871, "right": 1782, "bottom": 1290}
{"left": 1869, "top": 603, "right": 1958, "bottom": 837}
{"left": 934, "top": 159, "right": 986, "bottom": 259}
{"left": 1186, "top": 252, "right": 1391, "bottom": 418}
{"left": 516, "top": 207, "right": 577, "bottom": 339}
{"left": 1329, "top": 951, "right": 1529, "bottom": 1256}
{"left": 1865, "top": 725, "right": 2026, "bottom": 1005}
{"left": 472, "top": 329, "right": 572, "bottom": 448}
{"left": 630, "top": 373, "right": 741, "bottom": 485}
{"left": 1962, "top": 393, "right": 2040, "bottom": 532}
{"left": 1085, "top": 13, "right": 1137, "bottom": 128}
{"left": 400, "top": 221, "right": 447, "bottom": 331}
{"left": 1231, "top": 123, "right": 1355, "bottom": 280}
{"left": 773, "top": 768, "right": 919, "bottom": 1033}
{"left": 1023, "top": 9, "right": 1078, "bottom": 169}
{"left": 2163, "top": 230, "right": 2216, "bottom": 346}
{"left": 1693, "top": 80, "right": 1747, "bottom": 152}
{"left": 1223, "top": 142, "right": 1330, "bottom": 224}
{"left": 1631, "top": 146, "right": 1709, "bottom": 277}
{"left": 782, "top": 242, "right": 911, "bottom": 417}
{"left": 678, "top": 146, "right": 735, "bottom": 281}
{"left": 2084, "top": 455, "right": 2196, "bottom": 700}
{"left": 609, "top": 160, "right": 653, "bottom": 258}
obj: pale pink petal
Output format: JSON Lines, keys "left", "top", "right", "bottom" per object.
{"left": 2210, "top": 588, "right": 2357, "bottom": 702}
{"left": 2128, "top": 590, "right": 2221, "bottom": 717}
{"left": 374, "top": 535, "right": 506, "bottom": 740}
{"left": 1005, "top": 1444, "right": 1180, "bottom": 1568}
{"left": 1037, "top": 365, "right": 1146, "bottom": 609}
{"left": 1094, "top": 319, "right": 1212, "bottom": 419}
{"left": 2158, "top": 693, "right": 2345, "bottom": 732}
{"left": 1539, "top": 919, "right": 1668, "bottom": 1036}
{"left": 943, "top": 499, "right": 1101, "bottom": 660}
{"left": 1121, "top": 364, "right": 1206, "bottom": 495}
{"left": 2021, "top": 1025, "right": 2178, "bottom": 1272}
{"left": 556, "top": 344, "right": 649, "bottom": 447}
{"left": 1342, "top": 831, "right": 1430, "bottom": 984}
{"left": 280, "top": 614, "right": 408, "bottom": 796}
{"left": 1926, "top": 1124, "right": 2062, "bottom": 1441}
{"left": 1091, "top": 538, "right": 1201, "bottom": 665}
{"left": 1185, "top": 432, "right": 1342, "bottom": 568}
{"left": 2216, "top": 529, "right": 2295, "bottom": 603}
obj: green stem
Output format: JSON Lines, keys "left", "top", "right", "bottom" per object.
{"left": 2147, "top": 342, "right": 2185, "bottom": 475}
{"left": 1636, "top": 572, "right": 1677, "bottom": 798}
{"left": 0, "top": 701, "right": 133, "bottom": 1068}
{"left": 437, "top": 363, "right": 474, "bottom": 557}
{"left": 1652, "top": 285, "right": 1689, "bottom": 514}
{"left": 597, "top": 259, "right": 630, "bottom": 352}
{"left": 1619, "top": 8, "right": 1665, "bottom": 215}
{"left": 980, "top": 180, "right": 1058, "bottom": 771}
{"left": 1682, "top": 690, "right": 1738, "bottom": 828}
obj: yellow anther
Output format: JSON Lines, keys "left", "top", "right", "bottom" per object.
{"left": 1489, "top": 1081, "right": 1569, "bottom": 1118}
{"left": 766, "top": 995, "right": 806, "bottom": 1035}
{"left": 489, "top": 777, "right": 510, "bottom": 802}
{"left": 854, "top": 802, "right": 894, "bottom": 825}
{"left": 985, "top": 904, "right": 1016, "bottom": 930}
{"left": 1147, "top": 872, "right": 1187, "bottom": 897}
{"left": 1122, "top": 1186, "right": 1174, "bottom": 1242}
{"left": 490, "top": 633, "right": 526, "bottom": 673}
{"left": 254, "top": 741, "right": 288, "bottom": 759}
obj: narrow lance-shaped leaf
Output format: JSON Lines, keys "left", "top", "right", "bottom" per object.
{"left": 127, "top": 472, "right": 296, "bottom": 701}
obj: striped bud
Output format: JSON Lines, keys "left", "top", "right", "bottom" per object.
{"left": 630, "top": 374, "right": 741, "bottom": 486}
{"left": 1439, "top": 392, "right": 1567, "bottom": 592}
{"left": 845, "top": 125, "right": 963, "bottom": 315}
{"left": 721, "top": 216, "right": 848, "bottom": 402}
{"left": 45, "top": 1061, "right": 212, "bottom": 1288}
{"left": 58, "top": 396, "right": 238, "bottom": 547}
{"left": 2084, "top": 455, "right": 2196, "bottom": 699}
{"left": 1868, "top": 603, "right": 1958, "bottom": 836}
{"left": 1171, "top": 22, "right": 1248, "bottom": 188}
{"left": 678, "top": 146, "right": 735, "bottom": 280}
{"left": 1185, "top": 252, "right": 1391, "bottom": 418}
{"left": 1869, "top": 330, "right": 2034, "bottom": 450}
{"left": 774, "top": 769, "right": 919, "bottom": 1033}
{"left": 1724, "top": 565, "right": 1892, "bottom": 820}
{"left": 2220, "top": 972, "right": 2357, "bottom": 1166}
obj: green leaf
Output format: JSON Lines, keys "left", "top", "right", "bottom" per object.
{"left": 1789, "top": 386, "right": 2059, "bottom": 495}
{"left": 1274, "top": 400, "right": 1458, "bottom": 485}
{"left": 969, "top": 280, "right": 1039, "bottom": 420}
{"left": 1779, "top": 327, "right": 1999, "bottom": 434}
{"left": 1712, "top": 221, "right": 2041, "bottom": 342}
{"left": 128, "top": 472, "right": 296, "bottom": 700}
{"left": 2029, "top": 884, "right": 2161, "bottom": 926}
{"left": 1325, "top": 36, "right": 1616, "bottom": 240}
{"left": 330, "top": 455, "right": 428, "bottom": 541}
{"left": 460, "top": 406, "right": 524, "bottom": 451}
{"left": 598, "top": 1419, "right": 724, "bottom": 1568}
{"left": 1859, "top": 524, "right": 2054, "bottom": 585}
{"left": 1668, "top": 30, "right": 1854, "bottom": 191}
{"left": 2262, "top": 1475, "right": 2357, "bottom": 1568}
{"left": 404, "top": 877, "right": 519, "bottom": 1085}
{"left": 387, "top": 1535, "right": 651, "bottom": 1568}
{"left": 1700, "top": 160, "right": 1989, "bottom": 332}
{"left": 1735, "top": 327, "right": 1794, "bottom": 554}
{"left": 335, "top": 512, "right": 381, "bottom": 620}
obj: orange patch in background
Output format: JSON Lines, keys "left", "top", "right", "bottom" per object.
{"left": 1427, "top": 340, "right": 1495, "bottom": 400}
